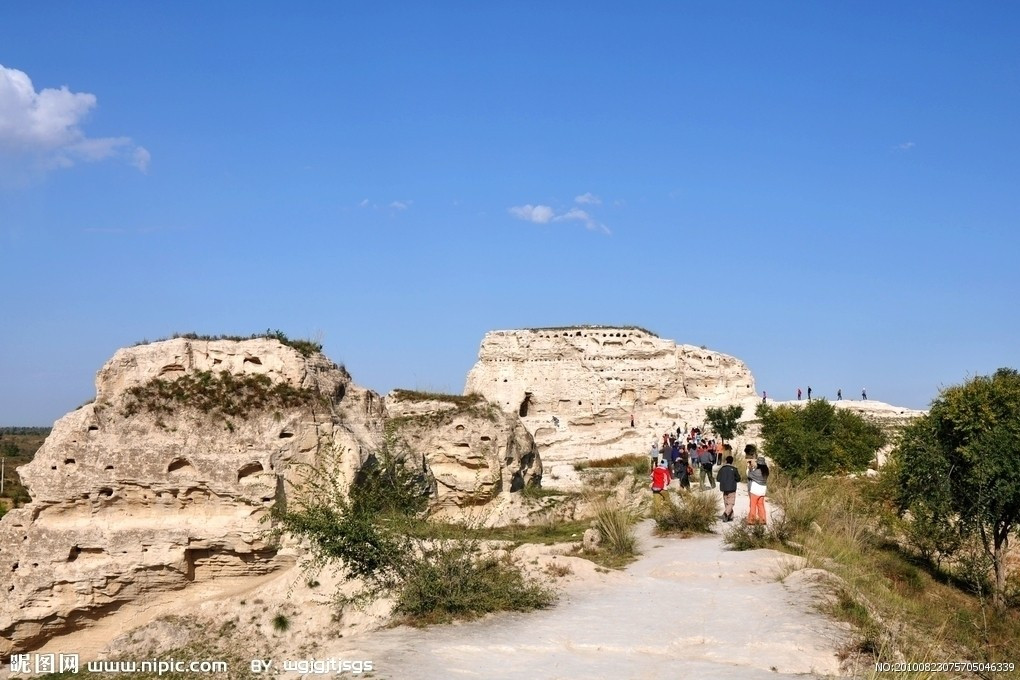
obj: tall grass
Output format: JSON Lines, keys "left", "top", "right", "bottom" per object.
{"left": 732, "top": 475, "right": 1020, "bottom": 672}
{"left": 593, "top": 500, "right": 637, "bottom": 556}
{"left": 652, "top": 490, "right": 717, "bottom": 535}
{"left": 576, "top": 453, "right": 651, "bottom": 477}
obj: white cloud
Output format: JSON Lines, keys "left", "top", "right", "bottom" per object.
{"left": 574, "top": 192, "right": 601, "bottom": 205}
{"left": 555, "top": 207, "right": 610, "bottom": 235}
{"left": 0, "top": 64, "right": 148, "bottom": 178}
{"left": 358, "top": 198, "right": 412, "bottom": 211}
{"left": 132, "top": 147, "right": 151, "bottom": 173}
{"left": 895, "top": 141, "right": 915, "bottom": 151}
{"left": 509, "top": 204, "right": 555, "bottom": 224}
{"left": 509, "top": 202, "right": 610, "bottom": 235}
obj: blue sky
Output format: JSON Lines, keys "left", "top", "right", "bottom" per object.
{"left": 2, "top": 2, "right": 1018, "bottom": 424}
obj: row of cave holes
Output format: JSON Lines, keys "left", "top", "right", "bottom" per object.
{"left": 51, "top": 459, "right": 272, "bottom": 498}
{"left": 56, "top": 430, "right": 294, "bottom": 473}
{"left": 517, "top": 394, "right": 591, "bottom": 417}
{"left": 536, "top": 331, "right": 642, "bottom": 339}
{"left": 82, "top": 421, "right": 296, "bottom": 436}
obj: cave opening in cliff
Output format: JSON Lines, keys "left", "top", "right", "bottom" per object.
{"left": 518, "top": 393, "right": 532, "bottom": 417}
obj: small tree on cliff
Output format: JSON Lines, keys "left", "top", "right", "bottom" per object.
{"left": 704, "top": 405, "right": 746, "bottom": 444}
{"left": 894, "top": 368, "right": 1020, "bottom": 611}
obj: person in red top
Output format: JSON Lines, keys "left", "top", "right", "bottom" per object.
{"left": 650, "top": 461, "right": 672, "bottom": 507}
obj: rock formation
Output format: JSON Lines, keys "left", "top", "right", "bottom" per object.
{"left": 464, "top": 326, "right": 758, "bottom": 479}
{"left": 0, "top": 338, "right": 382, "bottom": 655}
{"left": 0, "top": 337, "right": 544, "bottom": 655}
{"left": 385, "top": 391, "right": 542, "bottom": 510}
{"left": 0, "top": 327, "right": 921, "bottom": 655}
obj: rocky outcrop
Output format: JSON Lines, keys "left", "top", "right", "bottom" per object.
{"left": 0, "top": 338, "right": 383, "bottom": 655}
{"left": 384, "top": 391, "right": 542, "bottom": 509}
{"left": 464, "top": 327, "right": 758, "bottom": 479}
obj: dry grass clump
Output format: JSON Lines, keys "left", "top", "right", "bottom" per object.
{"left": 593, "top": 500, "right": 638, "bottom": 557}
{"left": 652, "top": 490, "right": 718, "bottom": 535}
{"left": 121, "top": 370, "right": 318, "bottom": 423}
{"left": 575, "top": 453, "right": 651, "bottom": 477}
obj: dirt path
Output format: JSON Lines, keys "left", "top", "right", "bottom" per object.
{"left": 334, "top": 482, "right": 851, "bottom": 679}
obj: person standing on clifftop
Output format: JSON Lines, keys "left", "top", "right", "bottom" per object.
{"left": 762, "top": 390, "right": 767, "bottom": 404}
{"left": 837, "top": 389, "right": 842, "bottom": 401}
{"left": 807, "top": 386, "right": 812, "bottom": 401}
{"left": 862, "top": 388, "right": 867, "bottom": 400}
{"left": 797, "top": 387, "right": 802, "bottom": 400}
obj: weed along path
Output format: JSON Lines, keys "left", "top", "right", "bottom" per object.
{"left": 338, "top": 486, "right": 851, "bottom": 680}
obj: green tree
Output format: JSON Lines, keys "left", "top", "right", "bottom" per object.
{"left": 703, "top": 405, "right": 746, "bottom": 444}
{"left": 756, "top": 399, "right": 886, "bottom": 478}
{"left": 894, "top": 368, "right": 1020, "bottom": 610}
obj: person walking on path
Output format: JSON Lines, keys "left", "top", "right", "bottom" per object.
{"left": 717, "top": 455, "right": 741, "bottom": 522}
{"left": 837, "top": 388, "right": 842, "bottom": 401}
{"left": 807, "top": 385, "right": 812, "bottom": 401}
{"left": 698, "top": 444, "right": 716, "bottom": 490}
{"left": 630, "top": 414, "right": 634, "bottom": 427}
{"left": 747, "top": 457, "right": 769, "bottom": 525}
{"left": 650, "top": 461, "right": 672, "bottom": 509}
{"left": 650, "top": 442, "right": 659, "bottom": 469}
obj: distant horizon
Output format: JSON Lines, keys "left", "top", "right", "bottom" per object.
{"left": 0, "top": 323, "right": 968, "bottom": 428}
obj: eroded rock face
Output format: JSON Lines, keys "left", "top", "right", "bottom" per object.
{"left": 383, "top": 392, "right": 542, "bottom": 509}
{"left": 0, "top": 338, "right": 383, "bottom": 655}
{"left": 464, "top": 327, "right": 757, "bottom": 476}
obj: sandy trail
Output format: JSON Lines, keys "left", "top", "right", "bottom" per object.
{"left": 333, "top": 480, "right": 850, "bottom": 680}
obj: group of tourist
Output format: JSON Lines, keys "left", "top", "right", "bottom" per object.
{"left": 766, "top": 387, "right": 869, "bottom": 403}
{"left": 649, "top": 427, "right": 770, "bottom": 524}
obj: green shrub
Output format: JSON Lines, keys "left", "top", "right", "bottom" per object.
{"left": 652, "top": 490, "right": 717, "bottom": 534}
{"left": 271, "top": 613, "right": 290, "bottom": 632}
{"left": 393, "top": 541, "right": 553, "bottom": 626}
{"left": 273, "top": 442, "right": 424, "bottom": 585}
{"left": 274, "top": 442, "right": 556, "bottom": 625}
{"left": 630, "top": 456, "right": 651, "bottom": 477}
{"left": 756, "top": 399, "right": 886, "bottom": 478}
{"left": 349, "top": 441, "right": 431, "bottom": 519}
{"left": 723, "top": 521, "right": 775, "bottom": 550}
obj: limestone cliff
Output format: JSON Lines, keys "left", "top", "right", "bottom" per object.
{"left": 0, "top": 338, "right": 382, "bottom": 654}
{"left": 0, "top": 337, "right": 546, "bottom": 655}
{"left": 464, "top": 327, "right": 757, "bottom": 479}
